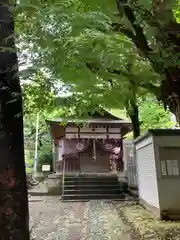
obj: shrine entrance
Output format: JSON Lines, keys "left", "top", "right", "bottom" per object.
{"left": 62, "top": 139, "right": 123, "bottom": 174}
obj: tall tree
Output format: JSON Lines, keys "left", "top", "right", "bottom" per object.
{"left": 0, "top": 1, "right": 29, "bottom": 239}
{"left": 15, "top": 0, "right": 160, "bottom": 138}
{"left": 114, "top": 0, "right": 180, "bottom": 121}
{"left": 15, "top": 0, "right": 179, "bottom": 137}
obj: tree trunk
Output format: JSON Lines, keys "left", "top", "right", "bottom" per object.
{"left": 0, "top": 2, "right": 30, "bottom": 239}
{"left": 165, "top": 93, "right": 180, "bottom": 126}
{"left": 160, "top": 67, "right": 180, "bottom": 125}
{"left": 127, "top": 100, "right": 140, "bottom": 139}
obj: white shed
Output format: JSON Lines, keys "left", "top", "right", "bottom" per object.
{"left": 134, "top": 129, "right": 180, "bottom": 220}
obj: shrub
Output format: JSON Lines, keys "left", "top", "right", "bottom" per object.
{"left": 37, "top": 146, "right": 53, "bottom": 172}
{"left": 25, "top": 159, "right": 34, "bottom": 173}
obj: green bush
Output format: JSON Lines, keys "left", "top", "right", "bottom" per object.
{"left": 37, "top": 147, "right": 53, "bottom": 172}
{"left": 26, "top": 159, "right": 34, "bottom": 167}
{"left": 25, "top": 144, "right": 53, "bottom": 172}
{"left": 25, "top": 159, "right": 34, "bottom": 173}
{"left": 26, "top": 167, "right": 32, "bottom": 173}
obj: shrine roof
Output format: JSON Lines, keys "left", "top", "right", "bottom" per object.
{"left": 46, "top": 109, "right": 131, "bottom": 125}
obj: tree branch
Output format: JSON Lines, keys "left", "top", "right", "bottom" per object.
{"left": 107, "top": 68, "right": 160, "bottom": 97}
{"left": 114, "top": 1, "right": 168, "bottom": 75}
{"left": 85, "top": 61, "right": 160, "bottom": 98}
{"left": 116, "top": 0, "right": 152, "bottom": 56}
{"left": 111, "top": 22, "right": 135, "bottom": 40}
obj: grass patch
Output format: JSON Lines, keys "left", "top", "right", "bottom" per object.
{"left": 117, "top": 204, "right": 180, "bottom": 239}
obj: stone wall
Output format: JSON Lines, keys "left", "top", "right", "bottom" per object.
{"left": 47, "top": 173, "right": 62, "bottom": 195}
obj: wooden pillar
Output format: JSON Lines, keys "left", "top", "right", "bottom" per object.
{"left": 54, "top": 139, "right": 63, "bottom": 173}
{"left": 78, "top": 126, "right": 81, "bottom": 172}
{"left": 59, "top": 139, "right": 63, "bottom": 173}
{"left": 52, "top": 141, "right": 56, "bottom": 172}
{"left": 119, "top": 126, "right": 124, "bottom": 172}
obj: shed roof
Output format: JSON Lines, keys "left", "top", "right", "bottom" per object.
{"left": 134, "top": 129, "right": 180, "bottom": 144}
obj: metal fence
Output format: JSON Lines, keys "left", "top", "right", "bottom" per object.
{"left": 123, "top": 140, "right": 138, "bottom": 189}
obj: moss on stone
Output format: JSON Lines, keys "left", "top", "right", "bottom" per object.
{"left": 48, "top": 186, "right": 61, "bottom": 195}
{"left": 117, "top": 203, "right": 180, "bottom": 239}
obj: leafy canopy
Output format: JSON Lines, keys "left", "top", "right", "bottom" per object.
{"left": 15, "top": 0, "right": 180, "bottom": 125}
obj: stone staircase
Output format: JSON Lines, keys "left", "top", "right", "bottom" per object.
{"left": 61, "top": 174, "right": 127, "bottom": 201}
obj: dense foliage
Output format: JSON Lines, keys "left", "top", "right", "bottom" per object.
{"left": 111, "top": 98, "right": 173, "bottom": 131}
{"left": 0, "top": 1, "right": 178, "bottom": 238}
{"left": 139, "top": 98, "right": 173, "bottom": 133}
{"left": 109, "top": 96, "right": 173, "bottom": 139}
{"left": 14, "top": 0, "right": 180, "bottom": 139}
{"left": 16, "top": 0, "right": 180, "bottom": 119}
{"left": 24, "top": 108, "right": 65, "bottom": 171}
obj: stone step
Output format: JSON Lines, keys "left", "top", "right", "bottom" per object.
{"left": 63, "top": 182, "right": 127, "bottom": 189}
{"left": 64, "top": 179, "right": 121, "bottom": 184}
{"left": 62, "top": 175, "right": 126, "bottom": 201}
{"left": 64, "top": 180, "right": 119, "bottom": 185}
{"left": 61, "top": 194, "right": 138, "bottom": 202}
{"left": 64, "top": 175, "right": 118, "bottom": 180}
{"left": 63, "top": 188, "right": 123, "bottom": 195}
{"left": 62, "top": 193, "right": 125, "bottom": 201}
{"left": 65, "top": 175, "right": 118, "bottom": 178}
{"left": 64, "top": 184, "right": 123, "bottom": 189}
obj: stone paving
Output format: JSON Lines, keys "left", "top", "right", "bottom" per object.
{"left": 29, "top": 196, "right": 134, "bottom": 240}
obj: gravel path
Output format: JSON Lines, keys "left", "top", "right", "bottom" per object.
{"left": 29, "top": 197, "right": 133, "bottom": 240}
